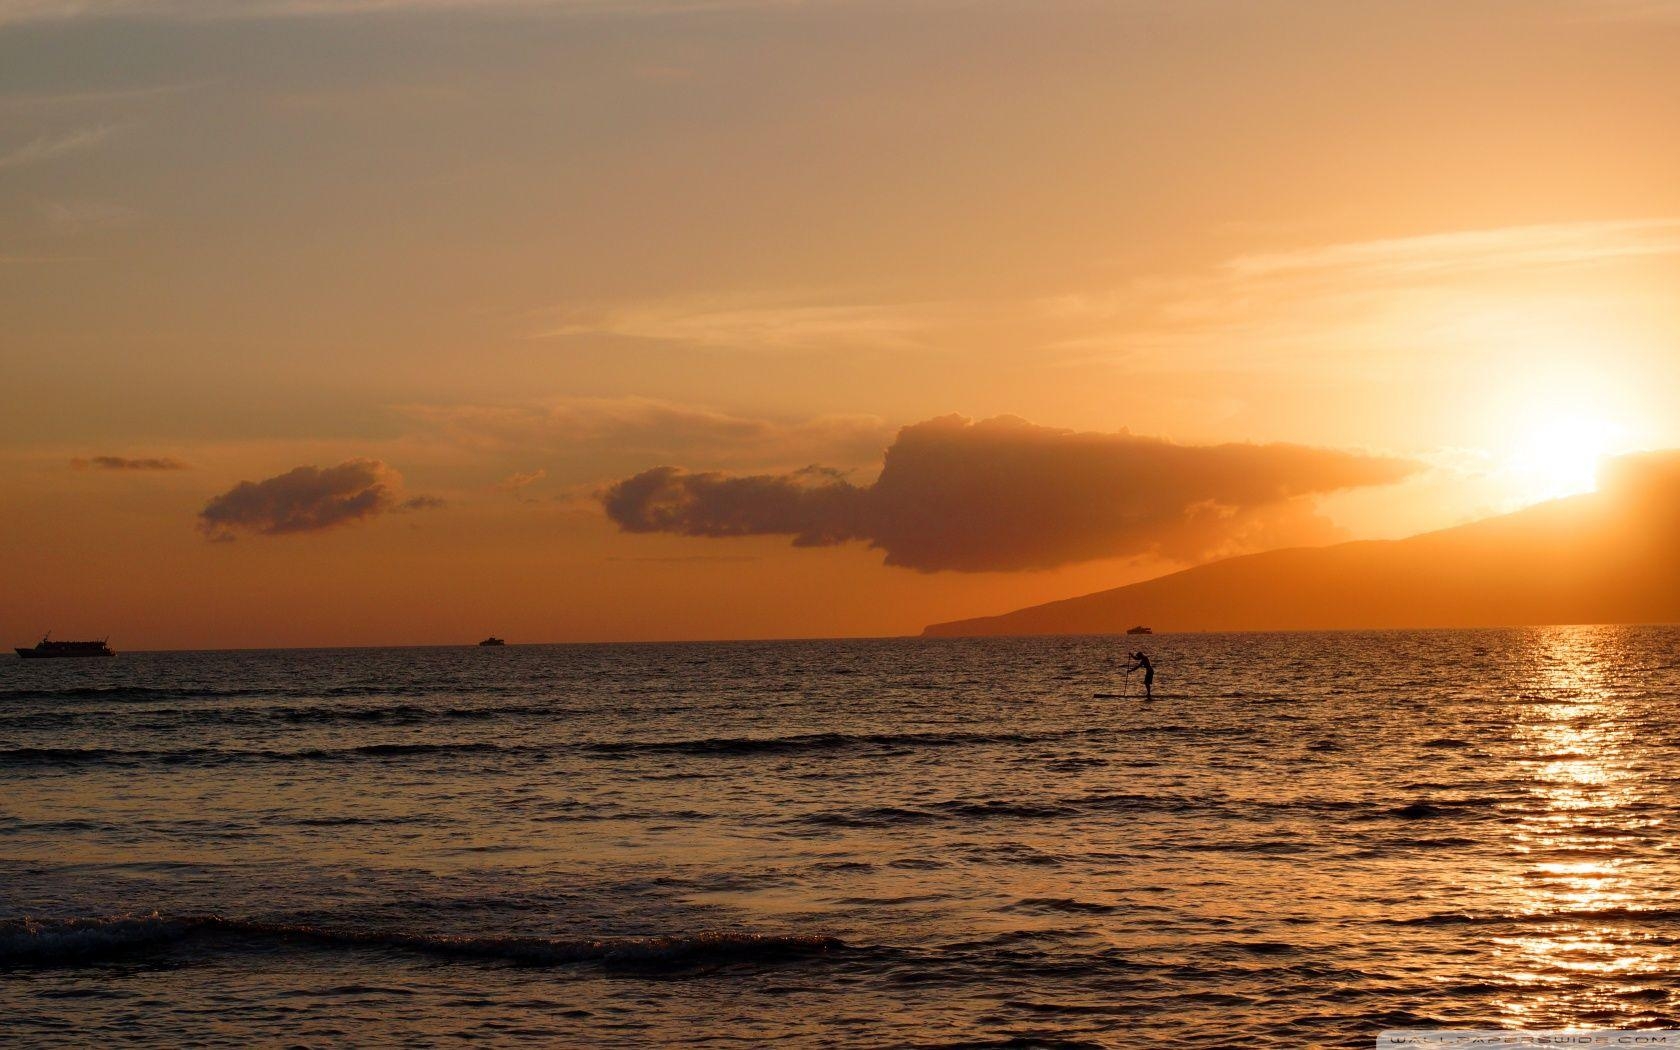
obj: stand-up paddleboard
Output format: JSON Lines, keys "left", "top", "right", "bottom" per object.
{"left": 1092, "top": 692, "right": 1124, "bottom": 698}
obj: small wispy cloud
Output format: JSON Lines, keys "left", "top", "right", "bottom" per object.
{"left": 538, "top": 295, "right": 983, "bottom": 353}
{"left": 1035, "top": 218, "right": 1680, "bottom": 368}
{"left": 37, "top": 199, "right": 139, "bottom": 235}
{"left": 0, "top": 0, "right": 815, "bottom": 26}
{"left": 0, "top": 252, "right": 92, "bottom": 264}
{"left": 0, "top": 80, "right": 209, "bottom": 111}
{"left": 408, "top": 396, "right": 890, "bottom": 470}
{"left": 604, "top": 553, "right": 761, "bottom": 563}
{"left": 1559, "top": 0, "right": 1680, "bottom": 22}
{"left": 1221, "top": 220, "right": 1680, "bottom": 283}
{"left": 498, "top": 467, "right": 547, "bottom": 492}
{"left": 0, "top": 124, "right": 118, "bottom": 171}
{"left": 72, "top": 454, "right": 189, "bottom": 471}
{"left": 533, "top": 221, "right": 1680, "bottom": 367}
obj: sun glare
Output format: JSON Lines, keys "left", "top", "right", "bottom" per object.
{"left": 1503, "top": 412, "right": 1630, "bottom": 504}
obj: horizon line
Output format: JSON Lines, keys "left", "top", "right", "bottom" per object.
{"left": 11, "top": 620, "right": 1679, "bottom": 656}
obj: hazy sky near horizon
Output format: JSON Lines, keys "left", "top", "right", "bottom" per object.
{"left": 4, "top": 0, "right": 1680, "bottom": 646}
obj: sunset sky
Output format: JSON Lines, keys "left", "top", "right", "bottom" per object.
{"left": 4, "top": 0, "right": 1679, "bottom": 647}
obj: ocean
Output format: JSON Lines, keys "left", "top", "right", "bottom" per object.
{"left": 4, "top": 628, "right": 1679, "bottom": 1048}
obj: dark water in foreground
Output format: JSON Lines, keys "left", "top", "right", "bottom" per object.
{"left": 4, "top": 628, "right": 1680, "bottom": 1048}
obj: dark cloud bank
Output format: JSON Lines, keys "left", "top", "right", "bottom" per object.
{"left": 199, "top": 459, "right": 439, "bottom": 541}
{"left": 602, "top": 415, "right": 1419, "bottom": 572}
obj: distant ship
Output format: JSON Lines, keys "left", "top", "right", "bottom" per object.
{"left": 16, "top": 633, "right": 115, "bottom": 658}
{"left": 478, "top": 636, "right": 506, "bottom": 647}
{"left": 1126, "top": 625, "right": 1153, "bottom": 635}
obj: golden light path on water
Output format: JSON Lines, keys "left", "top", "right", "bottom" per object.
{"left": 1491, "top": 628, "right": 1676, "bottom": 1028}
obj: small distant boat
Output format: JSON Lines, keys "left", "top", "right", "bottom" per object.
{"left": 1126, "top": 625, "right": 1153, "bottom": 635}
{"left": 477, "top": 636, "right": 506, "bottom": 647}
{"left": 16, "top": 633, "right": 115, "bottom": 659}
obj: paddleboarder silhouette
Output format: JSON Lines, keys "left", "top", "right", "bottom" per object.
{"left": 1125, "top": 651, "right": 1155, "bottom": 700}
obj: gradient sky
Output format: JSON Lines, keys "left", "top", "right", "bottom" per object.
{"left": 3, "top": 0, "right": 1679, "bottom": 647}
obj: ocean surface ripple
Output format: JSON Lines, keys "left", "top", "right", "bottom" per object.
{"left": 4, "top": 629, "right": 1679, "bottom": 1047}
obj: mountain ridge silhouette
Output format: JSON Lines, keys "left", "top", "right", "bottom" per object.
{"left": 922, "top": 451, "right": 1680, "bottom": 637}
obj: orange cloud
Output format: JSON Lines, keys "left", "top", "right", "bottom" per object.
{"left": 498, "top": 468, "right": 547, "bottom": 492}
{"left": 198, "top": 459, "right": 438, "bottom": 541}
{"left": 407, "top": 397, "right": 888, "bottom": 470}
{"left": 603, "top": 415, "right": 1420, "bottom": 572}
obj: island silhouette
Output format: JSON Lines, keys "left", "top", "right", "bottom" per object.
{"left": 924, "top": 450, "right": 1680, "bottom": 637}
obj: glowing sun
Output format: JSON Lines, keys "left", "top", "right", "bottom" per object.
{"left": 1504, "top": 413, "right": 1631, "bottom": 503}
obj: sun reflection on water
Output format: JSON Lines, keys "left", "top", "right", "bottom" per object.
{"left": 1491, "top": 627, "right": 1674, "bottom": 1027}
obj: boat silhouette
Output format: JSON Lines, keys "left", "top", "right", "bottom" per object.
{"left": 16, "top": 632, "right": 115, "bottom": 658}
